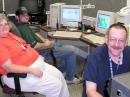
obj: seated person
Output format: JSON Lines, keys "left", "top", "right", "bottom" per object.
{"left": 0, "top": 13, "right": 69, "bottom": 97}
{"left": 82, "top": 23, "right": 130, "bottom": 97}
{"left": 15, "top": 7, "right": 80, "bottom": 84}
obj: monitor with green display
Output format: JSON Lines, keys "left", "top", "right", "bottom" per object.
{"left": 95, "top": 10, "right": 116, "bottom": 34}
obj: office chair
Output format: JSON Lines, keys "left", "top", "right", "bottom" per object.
{"left": 0, "top": 73, "right": 38, "bottom": 97}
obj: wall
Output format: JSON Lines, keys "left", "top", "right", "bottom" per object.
{"left": 61, "top": 0, "right": 127, "bottom": 18}
{"left": 45, "top": 0, "right": 61, "bottom": 11}
{"left": 0, "top": 0, "right": 46, "bottom": 14}
{"left": 127, "top": 0, "right": 130, "bottom": 6}
{"left": 0, "top": 0, "right": 127, "bottom": 17}
{"left": 0, "top": 0, "right": 19, "bottom": 14}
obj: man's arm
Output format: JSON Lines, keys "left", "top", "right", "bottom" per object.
{"left": 34, "top": 33, "right": 52, "bottom": 50}
{"left": 35, "top": 33, "right": 46, "bottom": 42}
{"left": 86, "top": 81, "right": 103, "bottom": 97}
{"left": 2, "top": 59, "right": 43, "bottom": 77}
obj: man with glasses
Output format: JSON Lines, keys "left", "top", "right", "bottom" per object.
{"left": 82, "top": 23, "right": 130, "bottom": 97}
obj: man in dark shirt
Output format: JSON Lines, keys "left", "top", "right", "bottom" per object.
{"left": 15, "top": 7, "right": 80, "bottom": 84}
{"left": 82, "top": 23, "right": 130, "bottom": 97}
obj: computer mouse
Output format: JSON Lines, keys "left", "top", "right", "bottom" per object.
{"left": 87, "top": 29, "right": 91, "bottom": 33}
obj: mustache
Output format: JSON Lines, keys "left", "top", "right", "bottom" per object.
{"left": 111, "top": 46, "right": 122, "bottom": 50}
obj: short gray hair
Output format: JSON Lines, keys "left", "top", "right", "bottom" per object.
{"left": 106, "top": 23, "right": 128, "bottom": 39}
{"left": 0, "top": 13, "right": 8, "bottom": 22}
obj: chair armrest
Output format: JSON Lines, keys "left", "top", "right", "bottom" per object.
{"left": 0, "top": 73, "right": 27, "bottom": 94}
{"left": 7, "top": 73, "right": 27, "bottom": 78}
{"left": 7, "top": 73, "right": 27, "bottom": 94}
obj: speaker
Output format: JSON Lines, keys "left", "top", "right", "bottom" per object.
{"left": 111, "top": 72, "right": 130, "bottom": 97}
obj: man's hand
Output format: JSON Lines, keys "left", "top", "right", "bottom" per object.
{"left": 3, "top": 61, "right": 43, "bottom": 77}
{"left": 34, "top": 39, "right": 54, "bottom": 50}
{"left": 43, "top": 39, "right": 51, "bottom": 47}
{"left": 29, "top": 68, "right": 43, "bottom": 77}
{"left": 86, "top": 81, "right": 103, "bottom": 97}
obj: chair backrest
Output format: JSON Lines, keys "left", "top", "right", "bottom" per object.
{"left": 8, "top": 21, "right": 22, "bottom": 37}
{"left": 7, "top": 14, "right": 17, "bottom": 24}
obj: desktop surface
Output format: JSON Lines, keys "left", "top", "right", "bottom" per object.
{"left": 42, "top": 24, "right": 105, "bottom": 47}
{"left": 81, "top": 33, "right": 105, "bottom": 47}
{"left": 49, "top": 31, "right": 82, "bottom": 39}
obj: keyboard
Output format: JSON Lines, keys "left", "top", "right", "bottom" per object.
{"left": 53, "top": 31, "right": 82, "bottom": 38}
{"left": 82, "top": 34, "right": 105, "bottom": 44}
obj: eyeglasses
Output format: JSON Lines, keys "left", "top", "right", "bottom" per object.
{"left": 109, "top": 38, "right": 126, "bottom": 43}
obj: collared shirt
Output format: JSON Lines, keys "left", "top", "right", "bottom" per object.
{"left": 82, "top": 44, "right": 130, "bottom": 97}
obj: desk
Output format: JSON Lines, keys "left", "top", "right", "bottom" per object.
{"left": 40, "top": 25, "right": 105, "bottom": 57}
{"left": 41, "top": 24, "right": 81, "bottom": 32}
{"left": 41, "top": 24, "right": 104, "bottom": 48}
{"left": 48, "top": 31, "right": 82, "bottom": 40}
{"left": 41, "top": 24, "right": 56, "bottom": 32}
{"left": 81, "top": 33, "right": 105, "bottom": 47}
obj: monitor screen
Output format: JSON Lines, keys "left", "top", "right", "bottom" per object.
{"left": 97, "top": 14, "right": 110, "bottom": 29}
{"left": 61, "top": 5, "right": 82, "bottom": 28}
{"left": 95, "top": 10, "right": 116, "bottom": 34}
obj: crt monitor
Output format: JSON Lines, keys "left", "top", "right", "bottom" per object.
{"left": 60, "top": 5, "right": 82, "bottom": 29}
{"left": 95, "top": 10, "right": 116, "bottom": 34}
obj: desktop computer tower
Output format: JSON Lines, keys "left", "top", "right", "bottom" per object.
{"left": 49, "top": 3, "right": 65, "bottom": 28}
{"left": 111, "top": 72, "right": 130, "bottom": 97}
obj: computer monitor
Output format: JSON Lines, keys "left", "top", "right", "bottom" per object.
{"left": 95, "top": 10, "right": 116, "bottom": 34}
{"left": 60, "top": 5, "right": 82, "bottom": 29}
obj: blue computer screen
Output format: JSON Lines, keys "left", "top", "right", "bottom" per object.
{"left": 97, "top": 14, "right": 110, "bottom": 29}
{"left": 62, "top": 8, "right": 81, "bottom": 22}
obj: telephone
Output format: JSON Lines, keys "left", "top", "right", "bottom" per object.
{"left": 118, "top": 6, "right": 130, "bottom": 16}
